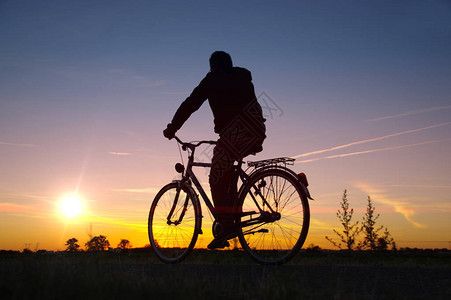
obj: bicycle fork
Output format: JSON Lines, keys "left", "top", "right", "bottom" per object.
{"left": 166, "top": 184, "right": 190, "bottom": 225}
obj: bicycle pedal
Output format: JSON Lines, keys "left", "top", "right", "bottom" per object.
{"left": 241, "top": 211, "right": 257, "bottom": 217}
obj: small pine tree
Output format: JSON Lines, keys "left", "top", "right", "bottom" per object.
{"left": 360, "top": 197, "right": 394, "bottom": 250}
{"left": 325, "top": 190, "right": 360, "bottom": 250}
{"left": 360, "top": 196, "right": 380, "bottom": 250}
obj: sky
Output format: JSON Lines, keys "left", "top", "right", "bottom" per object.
{"left": 1, "top": 0, "right": 450, "bottom": 251}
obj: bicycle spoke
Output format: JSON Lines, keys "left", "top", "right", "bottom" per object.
{"left": 148, "top": 183, "right": 200, "bottom": 263}
{"left": 238, "top": 168, "right": 310, "bottom": 265}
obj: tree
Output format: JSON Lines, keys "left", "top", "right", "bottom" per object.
{"left": 306, "top": 244, "right": 322, "bottom": 253}
{"left": 325, "top": 190, "right": 360, "bottom": 250}
{"left": 359, "top": 196, "right": 394, "bottom": 250}
{"left": 85, "top": 235, "right": 110, "bottom": 251}
{"left": 326, "top": 190, "right": 360, "bottom": 250}
{"left": 65, "top": 238, "right": 80, "bottom": 252}
{"left": 117, "top": 239, "right": 132, "bottom": 250}
{"left": 22, "top": 248, "right": 33, "bottom": 254}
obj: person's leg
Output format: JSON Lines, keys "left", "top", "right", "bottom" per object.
{"left": 208, "top": 137, "right": 265, "bottom": 249}
{"left": 210, "top": 136, "right": 265, "bottom": 219}
{"left": 208, "top": 139, "right": 241, "bottom": 249}
{"left": 209, "top": 139, "right": 236, "bottom": 224}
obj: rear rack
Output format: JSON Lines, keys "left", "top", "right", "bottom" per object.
{"left": 247, "top": 157, "right": 295, "bottom": 168}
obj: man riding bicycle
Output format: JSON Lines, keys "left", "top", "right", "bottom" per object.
{"left": 163, "top": 51, "right": 266, "bottom": 249}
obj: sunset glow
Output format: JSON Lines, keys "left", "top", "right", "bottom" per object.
{"left": 0, "top": 1, "right": 450, "bottom": 252}
{"left": 60, "top": 195, "right": 83, "bottom": 219}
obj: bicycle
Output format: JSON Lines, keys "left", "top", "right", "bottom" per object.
{"left": 148, "top": 136, "right": 313, "bottom": 265}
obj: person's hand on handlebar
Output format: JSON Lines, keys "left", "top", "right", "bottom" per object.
{"left": 163, "top": 123, "right": 176, "bottom": 140}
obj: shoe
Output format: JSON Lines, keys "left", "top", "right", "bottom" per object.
{"left": 207, "top": 222, "right": 239, "bottom": 250}
{"left": 207, "top": 238, "right": 230, "bottom": 249}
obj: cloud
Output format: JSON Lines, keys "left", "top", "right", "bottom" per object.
{"left": 393, "top": 206, "right": 427, "bottom": 229}
{"left": 143, "top": 80, "right": 165, "bottom": 88}
{"left": 0, "top": 202, "right": 34, "bottom": 213}
{"left": 296, "top": 140, "right": 439, "bottom": 164}
{"left": 79, "top": 214, "right": 148, "bottom": 232}
{"left": 108, "top": 152, "right": 132, "bottom": 156}
{"left": 389, "top": 184, "right": 451, "bottom": 189}
{"left": 160, "top": 91, "right": 190, "bottom": 95}
{"left": 293, "top": 122, "right": 451, "bottom": 159}
{"left": 310, "top": 218, "right": 333, "bottom": 231}
{"left": 368, "top": 105, "right": 451, "bottom": 122}
{"left": 354, "top": 182, "right": 427, "bottom": 229}
{"left": 112, "top": 187, "right": 160, "bottom": 194}
{"left": 0, "top": 141, "right": 35, "bottom": 148}
{"left": 107, "top": 68, "right": 165, "bottom": 88}
{"left": 132, "top": 76, "right": 165, "bottom": 88}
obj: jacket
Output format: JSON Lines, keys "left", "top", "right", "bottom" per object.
{"left": 169, "top": 67, "right": 266, "bottom": 138}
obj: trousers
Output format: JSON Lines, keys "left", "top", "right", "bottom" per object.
{"left": 209, "top": 135, "right": 264, "bottom": 223}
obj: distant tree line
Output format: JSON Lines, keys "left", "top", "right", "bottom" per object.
{"left": 325, "top": 190, "right": 395, "bottom": 251}
{"left": 64, "top": 236, "right": 132, "bottom": 252}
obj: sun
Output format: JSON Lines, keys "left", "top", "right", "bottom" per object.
{"left": 60, "top": 195, "right": 83, "bottom": 218}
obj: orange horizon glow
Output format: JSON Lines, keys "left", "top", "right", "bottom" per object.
{"left": 1, "top": 1, "right": 450, "bottom": 253}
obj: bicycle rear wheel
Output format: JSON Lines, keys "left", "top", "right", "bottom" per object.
{"left": 238, "top": 168, "right": 310, "bottom": 265}
{"left": 148, "top": 182, "right": 201, "bottom": 263}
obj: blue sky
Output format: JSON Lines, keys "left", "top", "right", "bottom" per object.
{"left": 1, "top": 0, "right": 450, "bottom": 250}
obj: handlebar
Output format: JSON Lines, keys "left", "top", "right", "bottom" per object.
{"left": 174, "top": 136, "right": 216, "bottom": 151}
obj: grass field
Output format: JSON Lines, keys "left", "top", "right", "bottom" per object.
{"left": 1, "top": 248, "right": 450, "bottom": 299}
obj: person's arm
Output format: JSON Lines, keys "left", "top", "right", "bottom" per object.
{"left": 164, "top": 76, "right": 209, "bottom": 138}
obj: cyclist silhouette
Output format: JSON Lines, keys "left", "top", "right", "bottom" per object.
{"left": 163, "top": 51, "right": 266, "bottom": 249}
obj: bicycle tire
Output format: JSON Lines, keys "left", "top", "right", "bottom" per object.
{"left": 237, "top": 168, "right": 310, "bottom": 265}
{"left": 148, "top": 182, "right": 201, "bottom": 263}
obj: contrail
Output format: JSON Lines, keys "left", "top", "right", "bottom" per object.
{"left": 108, "top": 152, "right": 132, "bottom": 156}
{"left": 368, "top": 105, "right": 451, "bottom": 122}
{"left": 0, "top": 141, "right": 35, "bottom": 147}
{"left": 293, "top": 122, "right": 451, "bottom": 159}
{"left": 295, "top": 140, "right": 438, "bottom": 164}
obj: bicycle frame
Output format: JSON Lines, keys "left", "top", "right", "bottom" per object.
{"left": 171, "top": 136, "right": 278, "bottom": 226}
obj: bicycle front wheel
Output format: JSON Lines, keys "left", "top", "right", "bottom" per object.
{"left": 148, "top": 182, "right": 201, "bottom": 263}
{"left": 238, "top": 168, "right": 310, "bottom": 265}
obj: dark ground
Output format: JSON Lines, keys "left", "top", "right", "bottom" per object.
{"left": 1, "top": 249, "right": 450, "bottom": 299}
